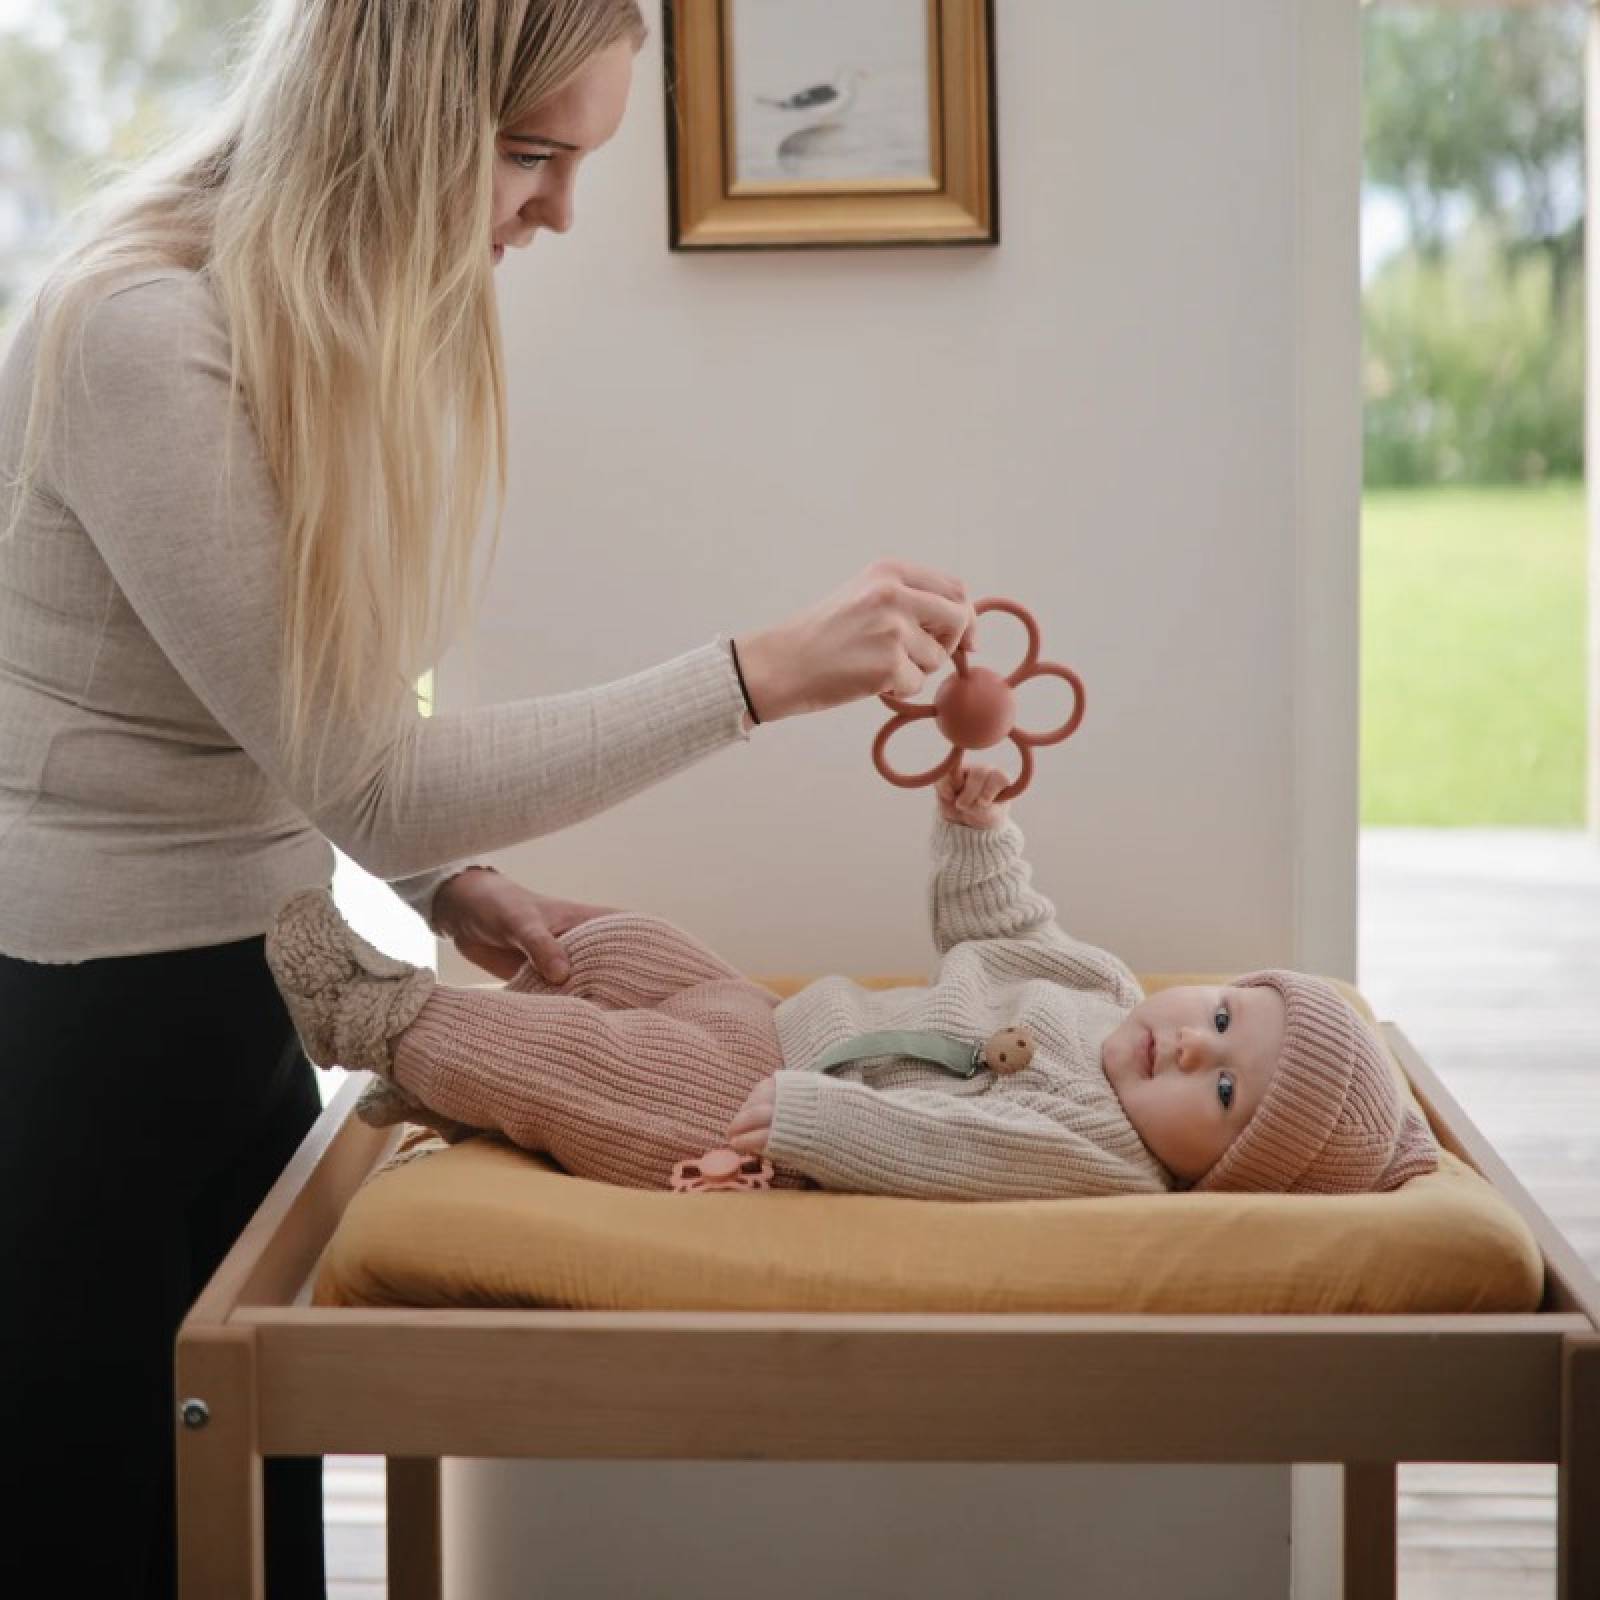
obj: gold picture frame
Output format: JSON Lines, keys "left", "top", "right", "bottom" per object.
{"left": 664, "top": 0, "right": 998, "bottom": 250}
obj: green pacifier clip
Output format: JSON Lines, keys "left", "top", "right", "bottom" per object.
{"left": 807, "top": 1026, "right": 1037, "bottom": 1079}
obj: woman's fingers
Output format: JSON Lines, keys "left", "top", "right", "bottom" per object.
{"left": 454, "top": 938, "right": 527, "bottom": 980}
{"left": 896, "top": 579, "right": 978, "bottom": 657}
{"left": 435, "top": 868, "right": 573, "bottom": 984}
{"left": 735, "top": 558, "right": 977, "bottom": 721}
{"left": 886, "top": 650, "right": 933, "bottom": 699}
{"left": 887, "top": 597, "right": 976, "bottom": 696}
{"left": 900, "top": 620, "right": 951, "bottom": 678}
{"left": 534, "top": 893, "right": 622, "bottom": 937}
{"left": 872, "top": 556, "right": 971, "bottom": 617}
{"left": 513, "top": 921, "right": 572, "bottom": 985}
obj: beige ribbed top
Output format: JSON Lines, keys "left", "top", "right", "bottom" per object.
{"left": 0, "top": 269, "right": 751, "bottom": 962}
{"left": 767, "top": 817, "right": 1174, "bottom": 1199}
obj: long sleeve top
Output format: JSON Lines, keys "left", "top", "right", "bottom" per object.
{"left": 767, "top": 817, "right": 1174, "bottom": 1199}
{"left": 0, "top": 268, "right": 751, "bottom": 961}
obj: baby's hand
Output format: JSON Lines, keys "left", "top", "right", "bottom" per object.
{"left": 727, "top": 1074, "right": 777, "bottom": 1155}
{"left": 934, "top": 762, "right": 1012, "bottom": 829}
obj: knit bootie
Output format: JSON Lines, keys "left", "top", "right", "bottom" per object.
{"left": 353, "top": 1074, "right": 478, "bottom": 1146}
{"left": 265, "top": 889, "right": 437, "bottom": 1076}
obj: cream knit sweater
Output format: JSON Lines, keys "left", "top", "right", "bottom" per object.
{"left": 0, "top": 269, "right": 750, "bottom": 961}
{"left": 767, "top": 816, "right": 1174, "bottom": 1199}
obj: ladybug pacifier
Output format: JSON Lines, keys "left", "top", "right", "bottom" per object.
{"left": 872, "top": 597, "right": 1086, "bottom": 803}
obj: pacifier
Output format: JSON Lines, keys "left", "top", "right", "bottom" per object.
{"left": 670, "top": 1147, "right": 775, "bottom": 1193}
{"left": 872, "top": 598, "right": 1086, "bottom": 803}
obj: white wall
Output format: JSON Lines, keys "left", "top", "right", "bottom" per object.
{"left": 436, "top": 1, "right": 1359, "bottom": 1595}
{"left": 443, "top": 1, "right": 1355, "bottom": 987}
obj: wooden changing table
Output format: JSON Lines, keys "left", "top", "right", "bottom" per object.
{"left": 175, "top": 1025, "right": 1600, "bottom": 1599}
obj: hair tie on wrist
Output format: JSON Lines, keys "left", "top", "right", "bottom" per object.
{"left": 728, "top": 638, "right": 761, "bottom": 725}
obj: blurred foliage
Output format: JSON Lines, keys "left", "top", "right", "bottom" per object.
{"left": 1363, "top": 5, "right": 1587, "bottom": 486}
{"left": 3, "top": 4, "right": 1593, "bottom": 492}
{"left": 0, "top": 0, "right": 250, "bottom": 328}
{"left": 1364, "top": 222, "right": 1584, "bottom": 485}
{"left": 1365, "top": 5, "right": 1585, "bottom": 291}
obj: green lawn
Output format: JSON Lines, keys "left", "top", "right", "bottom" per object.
{"left": 1362, "top": 481, "right": 1588, "bottom": 826}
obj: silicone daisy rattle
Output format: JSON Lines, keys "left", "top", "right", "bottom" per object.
{"left": 872, "top": 597, "right": 1086, "bottom": 803}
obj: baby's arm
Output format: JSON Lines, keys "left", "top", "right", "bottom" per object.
{"left": 928, "top": 762, "right": 1061, "bottom": 954}
{"left": 760, "top": 1073, "right": 1165, "bottom": 1200}
{"left": 926, "top": 763, "right": 1143, "bottom": 1003}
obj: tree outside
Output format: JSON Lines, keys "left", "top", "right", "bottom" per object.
{"left": 1362, "top": 3, "right": 1589, "bottom": 827}
{"left": 0, "top": 0, "right": 249, "bottom": 336}
{"left": 1364, "top": 5, "right": 1586, "bottom": 489}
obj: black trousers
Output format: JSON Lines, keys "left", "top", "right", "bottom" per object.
{"left": 0, "top": 936, "right": 326, "bottom": 1598}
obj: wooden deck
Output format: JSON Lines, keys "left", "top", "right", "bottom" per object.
{"left": 319, "top": 827, "right": 1600, "bottom": 1598}
{"left": 1360, "top": 828, "right": 1600, "bottom": 1600}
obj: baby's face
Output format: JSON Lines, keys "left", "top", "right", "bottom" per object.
{"left": 1100, "top": 983, "right": 1286, "bottom": 1183}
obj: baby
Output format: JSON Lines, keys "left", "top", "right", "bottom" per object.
{"left": 266, "top": 763, "right": 1439, "bottom": 1199}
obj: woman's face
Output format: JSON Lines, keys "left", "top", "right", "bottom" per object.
{"left": 491, "top": 37, "right": 636, "bottom": 264}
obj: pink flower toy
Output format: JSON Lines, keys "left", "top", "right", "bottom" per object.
{"left": 872, "top": 598, "right": 1086, "bottom": 803}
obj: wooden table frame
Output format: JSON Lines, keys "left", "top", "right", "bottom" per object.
{"left": 176, "top": 1025, "right": 1600, "bottom": 1599}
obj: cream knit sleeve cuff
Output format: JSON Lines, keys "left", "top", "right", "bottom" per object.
{"left": 766, "top": 1069, "right": 830, "bottom": 1176}
{"left": 927, "top": 814, "right": 1058, "bottom": 952}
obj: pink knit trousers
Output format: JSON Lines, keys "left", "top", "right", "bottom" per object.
{"left": 392, "top": 913, "right": 805, "bottom": 1190}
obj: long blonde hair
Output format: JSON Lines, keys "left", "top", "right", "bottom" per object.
{"left": 3, "top": 0, "right": 643, "bottom": 798}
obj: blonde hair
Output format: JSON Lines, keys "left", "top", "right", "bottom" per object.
{"left": 3, "top": 0, "right": 644, "bottom": 798}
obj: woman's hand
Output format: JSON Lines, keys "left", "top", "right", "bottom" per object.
{"left": 733, "top": 558, "right": 978, "bottom": 723}
{"left": 934, "top": 762, "right": 1013, "bottom": 830}
{"left": 727, "top": 1074, "right": 777, "bottom": 1155}
{"left": 430, "top": 868, "right": 620, "bottom": 983}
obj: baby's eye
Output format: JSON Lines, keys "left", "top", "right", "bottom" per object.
{"left": 1217, "top": 1071, "right": 1235, "bottom": 1110}
{"left": 1213, "top": 1002, "right": 1230, "bottom": 1034}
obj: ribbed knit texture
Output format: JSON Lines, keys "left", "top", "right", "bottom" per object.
{"left": 765, "top": 816, "right": 1171, "bottom": 1199}
{"left": 393, "top": 913, "right": 804, "bottom": 1192}
{"left": 367, "top": 822, "right": 1442, "bottom": 1201}
{"left": 0, "top": 269, "right": 751, "bottom": 960}
{"left": 388, "top": 817, "right": 1172, "bottom": 1199}
{"left": 1195, "top": 969, "right": 1439, "bottom": 1195}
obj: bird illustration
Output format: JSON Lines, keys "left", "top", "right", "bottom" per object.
{"left": 755, "top": 67, "right": 864, "bottom": 129}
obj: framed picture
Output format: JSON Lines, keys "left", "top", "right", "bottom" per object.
{"left": 663, "top": 0, "right": 997, "bottom": 250}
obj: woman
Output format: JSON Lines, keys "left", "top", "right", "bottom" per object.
{"left": 0, "top": 2, "right": 976, "bottom": 1595}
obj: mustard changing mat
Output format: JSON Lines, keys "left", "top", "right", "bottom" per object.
{"left": 313, "top": 975, "right": 1545, "bottom": 1316}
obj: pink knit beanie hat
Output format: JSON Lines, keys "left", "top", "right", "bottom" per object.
{"left": 1195, "top": 970, "right": 1440, "bottom": 1195}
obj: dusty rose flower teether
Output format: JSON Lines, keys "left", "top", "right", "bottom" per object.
{"left": 670, "top": 1147, "right": 775, "bottom": 1193}
{"left": 872, "top": 597, "right": 1086, "bottom": 803}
